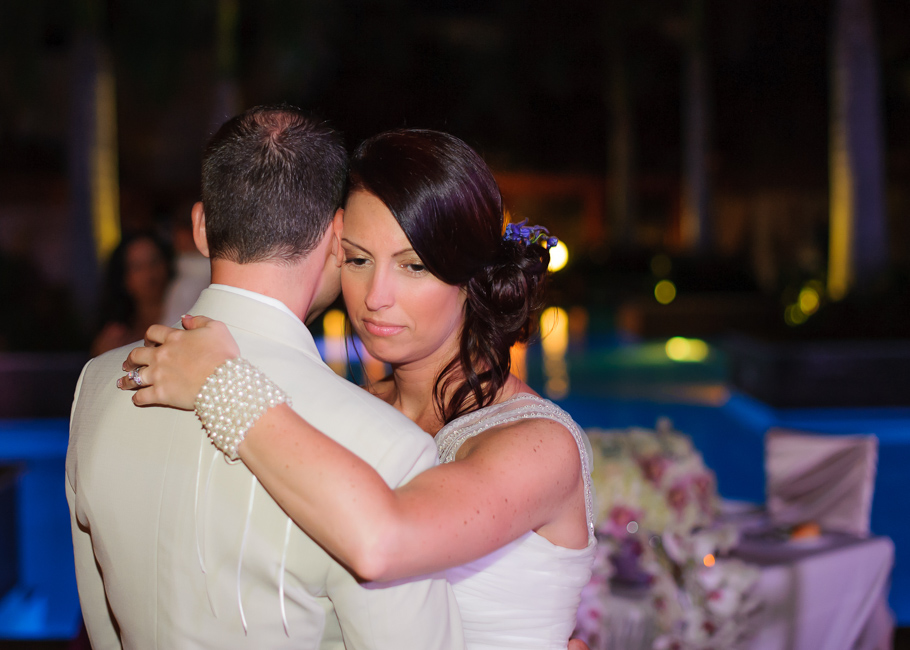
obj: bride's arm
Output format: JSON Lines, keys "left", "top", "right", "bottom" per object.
{"left": 123, "top": 318, "right": 585, "bottom": 581}
{"left": 236, "top": 404, "right": 583, "bottom": 581}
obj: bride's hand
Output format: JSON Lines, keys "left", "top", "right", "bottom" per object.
{"left": 119, "top": 315, "right": 241, "bottom": 409}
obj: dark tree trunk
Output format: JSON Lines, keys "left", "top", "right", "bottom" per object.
{"left": 680, "top": 0, "right": 711, "bottom": 252}
{"left": 605, "top": 1, "right": 637, "bottom": 248}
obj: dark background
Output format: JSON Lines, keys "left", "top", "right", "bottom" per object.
{"left": 0, "top": 0, "right": 908, "bottom": 349}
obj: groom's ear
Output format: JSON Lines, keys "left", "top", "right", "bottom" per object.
{"left": 191, "top": 202, "right": 210, "bottom": 258}
{"left": 331, "top": 208, "right": 344, "bottom": 267}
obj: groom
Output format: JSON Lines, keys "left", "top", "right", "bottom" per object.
{"left": 66, "top": 106, "right": 465, "bottom": 649}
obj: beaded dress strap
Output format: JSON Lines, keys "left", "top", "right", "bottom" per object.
{"left": 435, "top": 394, "right": 595, "bottom": 541}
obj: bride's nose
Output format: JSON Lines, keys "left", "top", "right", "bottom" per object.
{"left": 364, "top": 267, "right": 395, "bottom": 311}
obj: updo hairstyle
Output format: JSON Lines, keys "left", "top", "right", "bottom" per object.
{"left": 348, "top": 129, "right": 552, "bottom": 423}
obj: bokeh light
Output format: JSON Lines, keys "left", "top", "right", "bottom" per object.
{"left": 323, "top": 309, "right": 346, "bottom": 338}
{"left": 540, "top": 306, "right": 569, "bottom": 399}
{"left": 540, "top": 307, "right": 569, "bottom": 355}
{"left": 548, "top": 240, "right": 569, "bottom": 272}
{"left": 510, "top": 342, "right": 528, "bottom": 382}
{"left": 784, "top": 304, "right": 809, "bottom": 326}
{"left": 323, "top": 309, "right": 347, "bottom": 375}
{"left": 654, "top": 280, "right": 677, "bottom": 305}
{"left": 799, "top": 287, "right": 820, "bottom": 315}
{"left": 665, "top": 337, "right": 709, "bottom": 362}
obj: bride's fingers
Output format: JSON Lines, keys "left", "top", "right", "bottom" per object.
{"left": 182, "top": 314, "right": 215, "bottom": 330}
{"left": 118, "top": 346, "right": 159, "bottom": 391}
{"left": 144, "top": 324, "right": 179, "bottom": 346}
{"left": 123, "top": 345, "right": 155, "bottom": 372}
{"left": 132, "top": 385, "right": 166, "bottom": 407}
{"left": 130, "top": 379, "right": 194, "bottom": 410}
{"left": 117, "top": 365, "right": 151, "bottom": 391}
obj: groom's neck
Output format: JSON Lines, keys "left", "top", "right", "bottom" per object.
{"left": 210, "top": 258, "right": 311, "bottom": 322}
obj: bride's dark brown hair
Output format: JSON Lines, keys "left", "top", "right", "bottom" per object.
{"left": 348, "top": 129, "right": 551, "bottom": 423}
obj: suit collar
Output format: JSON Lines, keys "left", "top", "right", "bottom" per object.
{"left": 188, "top": 286, "right": 323, "bottom": 361}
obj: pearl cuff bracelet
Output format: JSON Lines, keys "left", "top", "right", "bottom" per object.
{"left": 194, "top": 358, "right": 290, "bottom": 461}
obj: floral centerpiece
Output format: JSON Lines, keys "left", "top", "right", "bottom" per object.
{"left": 575, "top": 418, "right": 760, "bottom": 650}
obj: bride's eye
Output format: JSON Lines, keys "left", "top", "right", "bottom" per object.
{"left": 344, "top": 256, "right": 370, "bottom": 267}
{"left": 404, "top": 263, "right": 427, "bottom": 275}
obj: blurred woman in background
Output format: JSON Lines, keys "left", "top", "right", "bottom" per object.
{"left": 91, "top": 231, "right": 173, "bottom": 356}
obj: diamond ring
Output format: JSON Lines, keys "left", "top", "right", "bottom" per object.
{"left": 127, "top": 368, "right": 143, "bottom": 387}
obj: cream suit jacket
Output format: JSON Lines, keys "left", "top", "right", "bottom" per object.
{"left": 66, "top": 286, "right": 465, "bottom": 650}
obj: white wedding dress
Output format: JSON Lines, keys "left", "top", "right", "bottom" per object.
{"left": 435, "top": 393, "right": 596, "bottom": 650}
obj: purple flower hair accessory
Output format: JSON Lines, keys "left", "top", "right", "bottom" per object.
{"left": 503, "top": 219, "right": 559, "bottom": 249}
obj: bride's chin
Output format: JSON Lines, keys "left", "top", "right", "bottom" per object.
{"left": 363, "top": 343, "right": 423, "bottom": 369}
{"left": 358, "top": 341, "right": 397, "bottom": 365}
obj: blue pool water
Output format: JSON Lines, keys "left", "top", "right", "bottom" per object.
{"left": 0, "top": 418, "right": 77, "bottom": 639}
{"left": 2, "top": 339, "right": 909, "bottom": 639}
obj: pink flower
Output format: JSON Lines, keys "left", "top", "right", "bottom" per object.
{"left": 692, "top": 473, "right": 715, "bottom": 509}
{"left": 604, "top": 505, "right": 643, "bottom": 537}
{"left": 667, "top": 481, "right": 690, "bottom": 514}
{"left": 692, "top": 473, "right": 712, "bottom": 495}
{"left": 639, "top": 454, "right": 670, "bottom": 484}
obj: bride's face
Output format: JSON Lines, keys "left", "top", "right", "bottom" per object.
{"left": 340, "top": 190, "right": 466, "bottom": 369}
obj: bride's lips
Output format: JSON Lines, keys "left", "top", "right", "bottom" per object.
{"left": 362, "top": 319, "right": 405, "bottom": 337}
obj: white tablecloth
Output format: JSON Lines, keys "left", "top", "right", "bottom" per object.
{"left": 735, "top": 533, "right": 894, "bottom": 650}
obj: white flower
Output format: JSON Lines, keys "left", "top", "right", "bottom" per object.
{"left": 582, "top": 421, "right": 761, "bottom": 650}
{"left": 691, "top": 532, "right": 717, "bottom": 565}
{"left": 704, "top": 584, "right": 740, "bottom": 618}
{"left": 695, "top": 565, "right": 723, "bottom": 592}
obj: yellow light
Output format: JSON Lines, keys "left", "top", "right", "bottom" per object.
{"left": 666, "top": 337, "right": 691, "bottom": 360}
{"left": 665, "top": 337, "right": 709, "bottom": 362}
{"left": 540, "top": 307, "right": 569, "bottom": 398}
{"left": 548, "top": 241, "right": 569, "bottom": 272}
{"left": 510, "top": 343, "right": 528, "bottom": 382}
{"left": 798, "top": 287, "right": 820, "bottom": 315}
{"left": 784, "top": 305, "right": 795, "bottom": 326}
{"left": 654, "top": 280, "right": 677, "bottom": 305}
{"left": 540, "top": 307, "right": 569, "bottom": 356}
{"left": 828, "top": 117, "right": 853, "bottom": 302}
{"left": 784, "top": 304, "right": 808, "bottom": 327}
{"left": 703, "top": 553, "right": 715, "bottom": 567}
{"left": 323, "top": 309, "right": 347, "bottom": 375}
{"left": 92, "top": 67, "right": 122, "bottom": 263}
{"left": 323, "top": 309, "right": 346, "bottom": 338}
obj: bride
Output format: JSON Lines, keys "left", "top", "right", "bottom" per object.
{"left": 122, "top": 129, "right": 595, "bottom": 650}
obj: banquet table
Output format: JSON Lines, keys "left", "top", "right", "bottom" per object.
{"left": 598, "top": 528, "right": 894, "bottom": 650}
{"left": 734, "top": 532, "right": 893, "bottom": 650}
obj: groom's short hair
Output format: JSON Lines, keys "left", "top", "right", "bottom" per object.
{"left": 201, "top": 105, "right": 347, "bottom": 264}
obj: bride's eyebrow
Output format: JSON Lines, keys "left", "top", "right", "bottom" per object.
{"left": 341, "top": 238, "right": 417, "bottom": 259}
{"left": 341, "top": 237, "right": 369, "bottom": 254}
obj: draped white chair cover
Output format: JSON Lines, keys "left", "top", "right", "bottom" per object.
{"left": 764, "top": 428, "right": 878, "bottom": 537}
